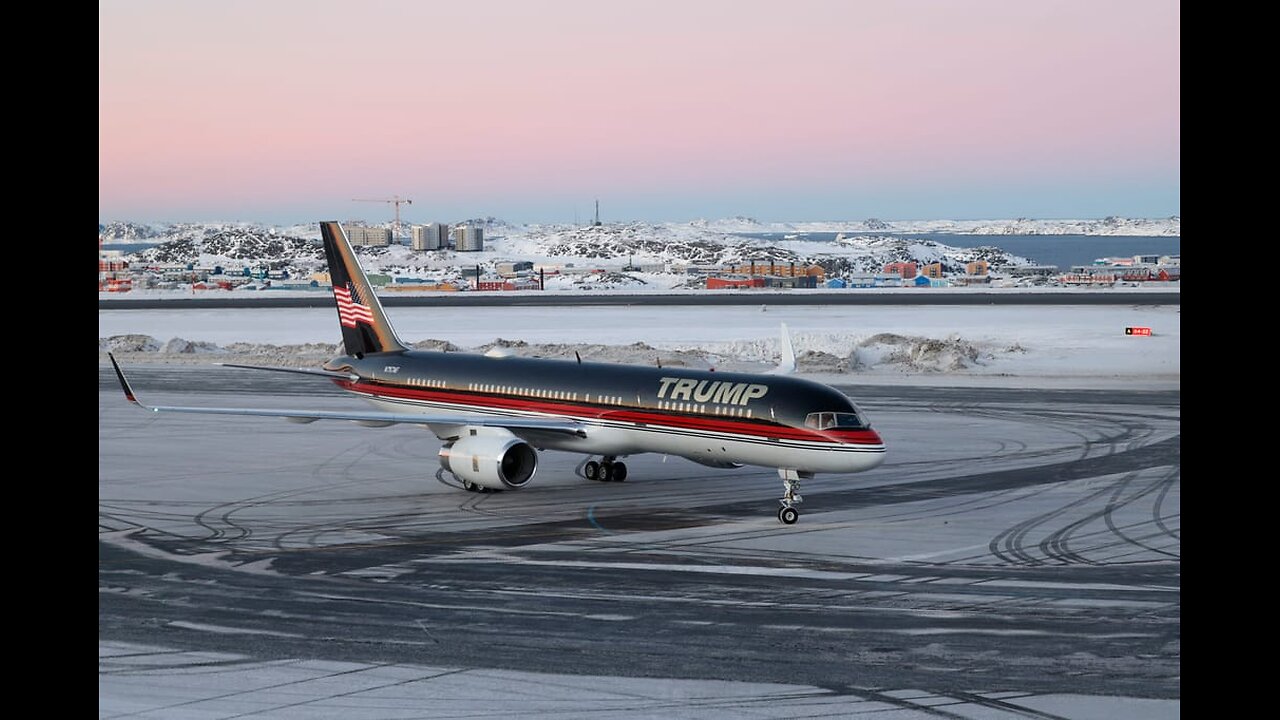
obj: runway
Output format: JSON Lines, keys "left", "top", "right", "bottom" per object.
{"left": 99, "top": 366, "right": 1180, "bottom": 718}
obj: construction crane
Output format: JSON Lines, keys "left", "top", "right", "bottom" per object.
{"left": 351, "top": 195, "right": 413, "bottom": 241}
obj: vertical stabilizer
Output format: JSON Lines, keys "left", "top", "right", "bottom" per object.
{"left": 320, "top": 221, "right": 407, "bottom": 357}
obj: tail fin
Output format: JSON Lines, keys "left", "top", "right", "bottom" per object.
{"left": 320, "top": 221, "right": 407, "bottom": 357}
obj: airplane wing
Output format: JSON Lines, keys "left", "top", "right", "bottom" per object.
{"left": 108, "top": 354, "right": 586, "bottom": 439}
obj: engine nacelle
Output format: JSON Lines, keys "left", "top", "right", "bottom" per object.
{"left": 439, "top": 429, "right": 538, "bottom": 490}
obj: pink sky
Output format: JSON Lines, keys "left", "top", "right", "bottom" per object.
{"left": 99, "top": 0, "right": 1179, "bottom": 225}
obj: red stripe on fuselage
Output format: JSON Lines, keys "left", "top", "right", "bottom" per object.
{"left": 334, "top": 379, "right": 884, "bottom": 446}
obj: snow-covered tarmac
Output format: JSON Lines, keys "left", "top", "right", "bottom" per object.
{"left": 99, "top": 302, "right": 1179, "bottom": 718}
{"left": 100, "top": 640, "right": 1176, "bottom": 719}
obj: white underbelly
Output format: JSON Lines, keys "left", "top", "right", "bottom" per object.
{"left": 359, "top": 394, "right": 884, "bottom": 474}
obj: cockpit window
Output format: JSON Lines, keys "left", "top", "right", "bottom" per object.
{"left": 804, "top": 410, "right": 869, "bottom": 430}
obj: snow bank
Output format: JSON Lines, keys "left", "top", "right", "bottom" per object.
{"left": 96, "top": 330, "right": 1050, "bottom": 377}
{"left": 98, "top": 304, "right": 1180, "bottom": 388}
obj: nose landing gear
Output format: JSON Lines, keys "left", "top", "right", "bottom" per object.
{"left": 777, "top": 469, "right": 811, "bottom": 525}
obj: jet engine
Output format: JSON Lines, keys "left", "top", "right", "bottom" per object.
{"left": 439, "top": 428, "right": 538, "bottom": 490}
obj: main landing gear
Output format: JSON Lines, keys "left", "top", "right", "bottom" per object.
{"left": 776, "top": 469, "right": 811, "bottom": 525}
{"left": 584, "top": 456, "right": 628, "bottom": 483}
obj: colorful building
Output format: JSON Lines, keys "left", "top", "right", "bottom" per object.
{"left": 883, "top": 262, "right": 917, "bottom": 279}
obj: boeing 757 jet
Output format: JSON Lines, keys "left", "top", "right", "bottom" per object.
{"left": 109, "top": 221, "right": 886, "bottom": 524}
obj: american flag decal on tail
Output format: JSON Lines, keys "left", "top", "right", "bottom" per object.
{"left": 321, "top": 221, "right": 406, "bottom": 356}
{"left": 333, "top": 282, "right": 375, "bottom": 328}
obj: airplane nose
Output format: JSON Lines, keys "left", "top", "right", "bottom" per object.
{"left": 854, "top": 429, "right": 885, "bottom": 470}
{"left": 840, "top": 428, "right": 883, "bottom": 447}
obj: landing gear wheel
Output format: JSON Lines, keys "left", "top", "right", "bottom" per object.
{"left": 462, "top": 478, "right": 479, "bottom": 493}
{"left": 600, "top": 462, "right": 614, "bottom": 482}
{"left": 776, "top": 469, "right": 808, "bottom": 524}
{"left": 610, "top": 462, "right": 627, "bottom": 482}
{"left": 584, "top": 461, "right": 601, "bottom": 481}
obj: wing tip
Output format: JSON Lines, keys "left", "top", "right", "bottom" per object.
{"left": 106, "top": 352, "right": 139, "bottom": 404}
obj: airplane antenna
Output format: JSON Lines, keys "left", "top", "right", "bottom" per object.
{"left": 575, "top": 351, "right": 582, "bottom": 364}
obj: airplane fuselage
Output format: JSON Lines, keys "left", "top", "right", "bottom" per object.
{"left": 326, "top": 350, "right": 886, "bottom": 474}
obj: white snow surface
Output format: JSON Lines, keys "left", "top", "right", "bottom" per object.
{"left": 99, "top": 641, "right": 1178, "bottom": 720}
{"left": 99, "top": 304, "right": 1180, "bottom": 388}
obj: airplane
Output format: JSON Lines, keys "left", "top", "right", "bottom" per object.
{"left": 108, "top": 221, "right": 886, "bottom": 524}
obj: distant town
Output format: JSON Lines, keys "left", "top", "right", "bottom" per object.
{"left": 98, "top": 221, "right": 1181, "bottom": 294}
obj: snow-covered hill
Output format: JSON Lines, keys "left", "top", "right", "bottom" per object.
{"left": 696, "top": 216, "right": 1181, "bottom": 236}
{"left": 498, "top": 223, "right": 1031, "bottom": 274}
{"left": 100, "top": 214, "right": 1180, "bottom": 293}
{"left": 105, "top": 219, "right": 1039, "bottom": 291}
{"left": 132, "top": 227, "right": 324, "bottom": 269}
{"left": 101, "top": 215, "right": 1180, "bottom": 246}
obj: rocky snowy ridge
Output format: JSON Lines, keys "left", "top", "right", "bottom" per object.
{"left": 99, "top": 331, "right": 1024, "bottom": 376}
{"left": 105, "top": 219, "right": 1038, "bottom": 283}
